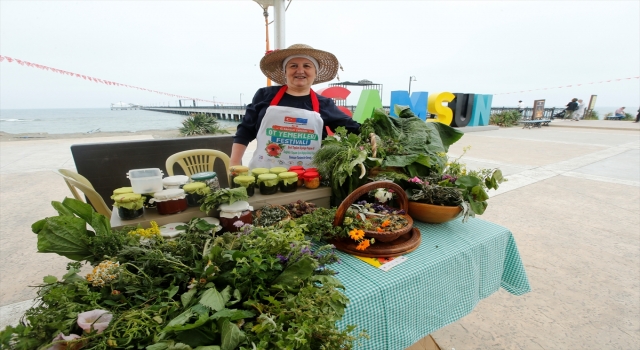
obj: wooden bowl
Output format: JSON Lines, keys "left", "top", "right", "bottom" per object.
{"left": 363, "top": 214, "right": 414, "bottom": 242}
{"left": 407, "top": 201, "right": 461, "bottom": 224}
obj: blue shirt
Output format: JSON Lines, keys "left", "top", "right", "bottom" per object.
{"left": 233, "top": 86, "right": 361, "bottom": 146}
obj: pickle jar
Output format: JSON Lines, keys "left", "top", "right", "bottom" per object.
{"left": 278, "top": 171, "right": 298, "bottom": 193}
{"left": 111, "top": 191, "right": 144, "bottom": 220}
{"left": 250, "top": 168, "right": 269, "bottom": 183}
{"left": 258, "top": 173, "right": 279, "bottom": 195}
{"left": 150, "top": 189, "right": 188, "bottom": 215}
{"left": 182, "top": 182, "right": 210, "bottom": 207}
{"left": 269, "top": 167, "right": 288, "bottom": 176}
{"left": 219, "top": 201, "right": 253, "bottom": 233}
{"left": 229, "top": 166, "right": 250, "bottom": 188}
{"left": 290, "top": 169, "right": 305, "bottom": 187}
{"left": 303, "top": 171, "right": 321, "bottom": 189}
{"left": 191, "top": 171, "right": 220, "bottom": 191}
{"left": 233, "top": 175, "right": 256, "bottom": 197}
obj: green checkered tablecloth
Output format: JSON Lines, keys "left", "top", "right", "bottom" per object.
{"left": 332, "top": 218, "right": 531, "bottom": 350}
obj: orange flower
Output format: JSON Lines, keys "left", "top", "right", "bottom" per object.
{"left": 349, "top": 228, "right": 365, "bottom": 241}
{"left": 381, "top": 220, "right": 391, "bottom": 228}
{"left": 355, "top": 240, "right": 371, "bottom": 251}
{"left": 376, "top": 227, "right": 384, "bottom": 232}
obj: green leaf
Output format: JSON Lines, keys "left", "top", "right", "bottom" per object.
{"left": 181, "top": 288, "right": 197, "bottom": 307}
{"left": 166, "top": 308, "right": 196, "bottom": 328}
{"left": 146, "top": 343, "right": 170, "bottom": 350}
{"left": 220, "top": 285, "right": 232, "bottom": 305}
{"left": 210, "top": 309, "right": 255, "bottom": 321}
{"left": 31, "top": 218, "right": 46, "bottom": 234}
{"left": 428, "top": 121, "right": 464, "bottom": 151}
{"left": 194, "top": 347, "right": 221, "bottom": 350}
{"left": 271, "top": 256, "right": 316, "bottom": 292}
{"left": 200, "top": 287, "right": 225, "bottom": 311}
{"left": 36, "top": 216, "right": 91, "bottom": 261}
{"left": 61, "top": 197, "right": 94, "bottom": 223}
{"left": 455, "top": 175, "right": 481, "bottom": 188}
{"left": 43, "top": 275, "right": 58, "bottom": 284}
{"left": 468, "top": 197, "right": 488, "bottom": 215}
{"left": 52, "top": 201, "right": 75, "bottom": 217}
{"left": 220, "top": 319, "right": 245, "bottom": 350}
{"left": 167, "top": 285, "right": 179, "bottom": 299}
{"left": 226, "top": 289, "right": 242, "bottom": 306}
{"left": 470, "top": 185, "right": 489, "bottom": 202}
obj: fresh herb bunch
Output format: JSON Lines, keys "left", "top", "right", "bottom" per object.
{"left": 253, "top": 204, "right": 290, "bottom": 227}
{"left": 283, "top": 200, "right": 317, "bottom": 219}
{"left": 2, "top": 198, "right": 363, "bottom": 349}
{"left": 200, "top": 187, "right": 248, "bottom": 213}
{"left": 294, "top": 207, "right": 345, "bottom": 242}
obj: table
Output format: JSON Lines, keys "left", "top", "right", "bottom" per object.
{"left": 332, "top": 218, "right": 530, "bottom": 350}
{"left": 110, "top": 186, "right": 331, "bottom": 229}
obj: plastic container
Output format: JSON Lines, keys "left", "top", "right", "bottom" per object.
{"left": 127, "top": 168, "right": 164, "bottom": 194}
{"left": 278, "top": 171, "right": 298, "bottom": 193}
{"left": 111, "top": 192, "right": 144, "bottom": 220}
{"left": 150, "top": 189, "right": 188, "bottom": 215}
{"left": 269, "top": 167, "right": 288, "bottom": 176}
{"left": 162, "top": 175, "right": 189, "bottom": 189}
{"left": 290, "top": 169, "right": 305, "bottom": 187}
{"left": 251, "top": 168, "right": 269, "bottom": 183}
{"left": 303, "top": 171, "right": 321, "bottom": 189}
{"left": 219, "top": 201, "right": 253, "bottom": 233}
{"left": 258, "top": 173, "right": 279, "bottom": 195}
{"left": 229, "top": 166, "right": 250, "bottom": 188}
{"left": 233, "top": 175, "right": 256, "bottom": 197}
{"left": 191, "top": 171, "right": 220, "bottom": 191}
{"left": 182, "top": 182, "right": 208, "bottom": 207}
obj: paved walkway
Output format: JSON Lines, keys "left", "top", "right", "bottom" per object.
{"left": 0, "top": 125, "right": 638, "bottom": 349}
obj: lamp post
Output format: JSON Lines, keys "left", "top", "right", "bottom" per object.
{"left": 408, "top": 76, "right": 417, "bottom": 95}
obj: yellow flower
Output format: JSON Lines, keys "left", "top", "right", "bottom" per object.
{"left": 349, "top": 229, "right": 365, "bottom": 241}
{"left": 355, "top": 240, "right": 371, "bottom": 251}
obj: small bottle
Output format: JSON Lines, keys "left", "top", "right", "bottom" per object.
{"left": 229, "top": 166, "right": 250, "bottom": 188}
{"left": 258, "top": 173, "right": 279, "bottom": 195}
{"left": 233, "top": 175, "right": 256, "bottom": 197}
{"left": 278, "top": 171, "right": 298, "bottom": 193}
{"left": 182, "top": 182, "right": 210, "bottom": 207}
{"left": 303, "top": 171, "right": 321, "bottom": 189}
{"left": 191, "top": 171, "right": 220, "bottom": 191}
{"left": 250, "top": 168, "right": 269, "bottom": 183}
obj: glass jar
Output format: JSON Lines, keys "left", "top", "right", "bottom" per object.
{"left": 303, "top": 171, "right": 321, "bottom": 189}
{"left": 111, "top": 191, "right": 144, "bottom": 220}
{"left": 219, "top": 201, "right": 253, "bottom": 233}
{"left": 191, "top": 171, "right": 220, "bottom": 191}
{"left": 250, "top": 168, "right": 269, "bottom": 183}
{"left": 290, "top": 169, "right": 305, "bottom": 187}
{"left": 269, "top": 167, "right": 288, "bottom": 176}
{"left": 233, "top": 175, "right": 256, "bottom": 197}
{"left": 229, "top": 166, "right": 250, "bottom": 188}
{"left": 150, "top": 189, "right": 188, "bottom": 215}
{"left": 182, "top": 182, "right": 209, "bottom": 207}
{"left": 258, "top": 173, "right": 279, "bottom": 195}
{"left": 278, "top": 171, "right": 298, "bottom": 193}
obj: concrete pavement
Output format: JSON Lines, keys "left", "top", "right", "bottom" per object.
{"left": 0, "top": 124, "right": 639, "bottom": 349}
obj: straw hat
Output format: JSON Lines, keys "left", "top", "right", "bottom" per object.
{"left": 260, "top": 44, "right": 339, "bottom": 85}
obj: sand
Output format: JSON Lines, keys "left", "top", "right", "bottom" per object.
{"left": 0, "top": 127, "right": 238, "bottom": 142}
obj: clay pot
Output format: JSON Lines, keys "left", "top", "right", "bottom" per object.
{"left": 407, "top": 201, "right": 462, "bottom": 224}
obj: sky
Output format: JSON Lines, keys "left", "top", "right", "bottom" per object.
{"left": 1, "top": 0, "right": 639, "bottom": 110}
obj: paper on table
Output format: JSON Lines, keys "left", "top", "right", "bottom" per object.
{"left": 354, "top": 255, "right": 408, "bottom": 272}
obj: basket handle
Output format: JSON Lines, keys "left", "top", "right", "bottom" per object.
{"left": 333, "top": 181, "right": 409, "bottom": 227}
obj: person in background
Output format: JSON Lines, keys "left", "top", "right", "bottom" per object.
{"left": 572, "top": 99, "right": 586, "bottom": 121}
{"left": 517, "top": 100, "right": 524, "bottom": 115}
{"left": 565, "top": 98, "right": 578, "bottom": 120}
{"left": 231, "top": 44, "right": 360, "bottom": 168}
{"left": 634, "top": 107, "right": 639, "bottom": 123}
{"left": 614, "top": 107, "right": 626, "bottom": 120}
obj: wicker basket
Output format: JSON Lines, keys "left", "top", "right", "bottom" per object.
{"left": 333, "top": 181, "right": 413, "bottom": 243}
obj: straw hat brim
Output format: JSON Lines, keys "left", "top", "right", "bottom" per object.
{"left": 260, "top": 45, "right": 339, "bottom": 85}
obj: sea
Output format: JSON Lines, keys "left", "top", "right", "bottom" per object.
{"left": 0, "top": 108, "right": 241, "bottom": 135}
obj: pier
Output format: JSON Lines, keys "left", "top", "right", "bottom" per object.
{"left": 141, "top": 106, "right": 247, "bottom": 121}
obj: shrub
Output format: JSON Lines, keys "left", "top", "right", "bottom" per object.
{"left": 179, "top": 113, "right": 229, "bottom": 136}
{"left": 489, "top": 111, "right": 521, "bottom": 127}
{"left": 623, "top": 112, "right": 634, "bottom": 121}
{"left": 583, "top": 110, "right": 599, "bottom": 120}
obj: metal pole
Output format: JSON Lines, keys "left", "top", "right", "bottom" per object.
{"left": 274, "top": 0, "right": 286, "bottom": 50}
{"left": 408, "top": 77, "right": 412, "bottom": 95}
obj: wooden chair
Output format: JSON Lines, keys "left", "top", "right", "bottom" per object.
{"left": 165, "top": 149, "right": 231, "bottom": 184}
{"left": 53, "top": 169, "right": 112, "bottom": 218}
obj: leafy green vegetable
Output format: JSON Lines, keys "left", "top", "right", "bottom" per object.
{"left": 199, "top": 187, "right": 248, "bottom": 213}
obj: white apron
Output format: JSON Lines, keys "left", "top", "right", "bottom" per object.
{"left": 249, "top": 86, "right": 324, "bottom": 169}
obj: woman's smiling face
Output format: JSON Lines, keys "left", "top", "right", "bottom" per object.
{"left": 285, "top": 57, "right": 317, "bottom": 90}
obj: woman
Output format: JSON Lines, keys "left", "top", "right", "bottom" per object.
{"left": 572, "top": 99, "right": 586, "bottom": 121}
{"left": 565, "top": 98, "right": 578, "bottom": 120}
{"left": 231, "top": 44, "right": 360, "bottom": 168}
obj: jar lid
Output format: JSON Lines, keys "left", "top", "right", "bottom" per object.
{"left": 234, "top": 175, "right": 256, "bottom": 185}
{"left": 278, "top": 171, "right": 298, "bottom": 179}
{"left": 269, "top": 167, "right": 288, "bottom": 174}
{"left": 251, "top": 167, "right": 269, "bottom": 175}
{"left": 163, "top": 175, "right": 189, "bottom": 186}
{"left": 191, "top": 172, "right": 217, "bottom": 181}
{"left": 159, "top": 222, "right": 186, "bottom": 239}
{"left": 289, "top": 166, "right": 304, "bottom": 171}
{"left": 230, "top": 165, "right": 250, "bottom": 173}
{"left": 113, "top": 193, "right": 142, "bottom": 203}
{"left": 258, "top": 173, "right": 278, "bottom": 180}
{"left": 291, "top": 169, "right": 305, "bottom": 176}
{"left": 303, "top": 171, "right": 320, "bottom": 180}
{"left": 113, "top": 187, "right": 133, "bottom": 195}
{"left": 152, "top": 189, "right": 186, "bottom": 201}
{"left": 305, "top": 168, "right": 318, "bottom": 173}
{"left": 183, "top": 182, "right": 206, "bottom": 192}
{"left": 219, "top": 200, "right": 253, "bottom": 219}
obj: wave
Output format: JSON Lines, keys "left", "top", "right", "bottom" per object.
{"left": 0, "top": 118, "right": 32, "bottom": 122}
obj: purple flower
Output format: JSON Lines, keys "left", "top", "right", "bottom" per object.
{"left": 77, "top": 309, "right": 112, "bottom": 334}
{"left": 276, "top": 254, "right": 288, "bottom": 263}
{"left": 300, "top": 247, "right": 312, "bottom": 255}
{"left": 233, "top": 220, "right": 245, "bottom": 228}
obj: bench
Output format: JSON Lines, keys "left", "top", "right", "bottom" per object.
{"left": 520, "top": 119, "right": 551, "bottom": 129}
{"left": 606, "top": 116, "right": 624, "bottom": 120}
